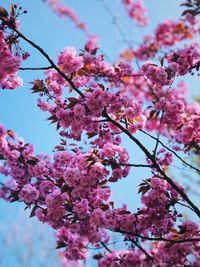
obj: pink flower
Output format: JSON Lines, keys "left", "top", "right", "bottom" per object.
{"left": 19, "top": 184, "right": 39, "bottom": 204}
{"left": 85, "top": 35, "right": 99, "bottom": 52}
{"left": 58, "top": 47, "right": 83, "bottom": 75}
{"left": 123, "top": 0, "right": 148, "bottom": 26}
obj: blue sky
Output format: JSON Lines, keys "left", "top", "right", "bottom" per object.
{"left": 0, "top": 0, "right": 199, "bottom": 266}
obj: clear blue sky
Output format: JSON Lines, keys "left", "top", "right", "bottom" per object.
{"left": 0, "top": 1, "right": 199, "bottom": 266}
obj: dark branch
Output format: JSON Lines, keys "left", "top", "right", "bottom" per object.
{"left": 140, "top": 129, "right": 200, "bottom": 173}
{"left": 111, "top": 228, "right": 200, "bottom": 244}
{"left": 100, "top": 242, "right": 113, "bottom": 253}
{"left": 104, "top": 112, "right": 200, "bottom": 218}
{"left": 19, "top": 66, "right": 53, "bottom": 71}
{"left": 118, "top": 163, "right": 154, "bottom": 168}
{"left": 130, "top": 239, "right": 153, "bottom": 260}
{"left": 2, "top": 21, "right": 84, "bottom": 98}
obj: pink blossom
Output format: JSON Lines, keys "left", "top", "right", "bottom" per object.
{"left": 58, "top": 47, "right": 83, "bottom": 75}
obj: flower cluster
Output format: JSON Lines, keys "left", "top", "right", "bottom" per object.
{"left": 146, "top": 81, "right": 200, "bottom": 152}
{"left": 58, "top": 47, "right": 83, "bottom": 75}
{"left": 0, "top": 30, "right": 22, "bottom": 89}
{"left": 135, "top": 40, "right": 159, "bottom": 61}
{"left": 155, "top": 19, "right": 196, "bottom": 47}
{"left": 46, "top": 0, "right": 88, "bottom": 32}
{"left": 167, "top": 43, "right": 200, "bottom": 75}
{"left": 123, "top": 0, "right": 148, "bottom": 26}
{"left": 1, "top": 125, "right": 199, "bottom": 265}
{"left": 0, "top": 1, "right": 200, "bottom": 266}
{"left": 84, "top": 35, "right": 99, "bottom": 53}
{"left": 132, "top": 14, "right": 199, "bottom": 62}
{"left": 142, "top": 63, "right": 174, "bottom": 86}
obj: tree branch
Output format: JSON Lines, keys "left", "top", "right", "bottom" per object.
{"left": 117, "top": 163, "right": 154, "bottom": 168}
{"left": 2, "top": 17, "right": 200, "bottom": 218}
{"left": 140, "top": 129, "right": 200, "bottom": 173}
{"left": 111, "top": 228, "right": 200, "bottom": 244}
{"left": 100, "top": 242, "right": 113, "bottom": 253}
{"left": 19, "top": 66, "right": 53, "bottom": 71}
{"left": 2, "top": 21, "right": 84, "bottom": 98}
{"left": 104, "top": 112, "right": 200, "bottom": 218}
{"left": 130, "top": 239, "right": 153, "bottom": 260}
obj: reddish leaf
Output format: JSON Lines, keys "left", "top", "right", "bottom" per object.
{"left": 78, "top": 64, "right": 93, "bottom": 76}
{"left": 93, "top": 253, "right": 103, "bottom": 260}
{"left": 87, "top": 132, "right": 98, "bottom": 139}
{"left": 47, "top": 114, "right": 58, "bottom": 124}
{"left": 30, "top": 204, "right": 39, "bottom": 218}
{"left": 99, "top": 179, "right": 108, "bottom": 186}
{"left": 98, "top": 83, "right": 105, "bottom": 90}
{"left": 30, "top": 79, "right": 46, "bottom": 94}
{"left": 54, "top": 145, "right": 65, "bottom": 151}
{"left": 67, "top": 97, "right": 79, "bottom": 109}
{"left": 100, "top": 204, "right": 109, "bottom": 211}
{"left": 56, "top": 241, "right": 66, "bottom": 249}
{"left": 10, "top": 191, "right": 19, "bottom": 202}
{"left": 0, "top": 7, "right": 9, "bottom": 18}
{"left": 170, "top": 229, "right": 179, "bottom": 235}
{"left": 60, "top": 139, "right": 67, "bottom": 146}
{"left": 117, "top": 210, "right": 131, "bottom": 215}
{"left": 181, "top": 9, "right": 196, "bottom": 16}
{"left": 56, "top": 122, "right": 61, "bottom": 130}
{"left": 27, "top": 156, "right": 39, "bottom": 165}
{"left": 138, "top": 184, "right": 151, "bottom": 195}
{"left": 7, "top": 129, "right": 16, "bottom": 139}
{"left": 149, "top": 110, "right": 157, "bottom": 119}
{"left": 10, "top": 4, "right": 16, "bottom": 17}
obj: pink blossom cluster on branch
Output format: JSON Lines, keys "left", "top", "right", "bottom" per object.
{"left": 45, "top": 0, "right": 88, "bottom": 33}
{"left": 0, "top": 126, "right": 200, "bottom": 265}
{"left": 133, "top": 14, "right": 199, "bottom": 61}
{"left": 0, "top": 29, "right": 22, "bottom": 89}
{"left": 0, "top": 1, "right": 200, "bottom": 266}
{"left": 122, "top": 0, "right": 148, "bottom": 26}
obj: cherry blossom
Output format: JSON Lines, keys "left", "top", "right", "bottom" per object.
{"left": 0, "top": 1, "right": 200, "bottom": 266}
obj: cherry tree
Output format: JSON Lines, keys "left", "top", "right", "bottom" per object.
{"left": 0, "top": 0, "right": 200, "bottom": 266}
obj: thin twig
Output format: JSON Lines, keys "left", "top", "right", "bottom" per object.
{"left": 153, "top": 86, "right": 172, "bottom": 157}
{"left": 2, "top": 21, "right": 84, "bottom": 98}
{"left": 111, "top": 228, "right": 200, "bottom": 244}
{"left": 140, "top": 129, "right": 200, "bottom": 173}
{"left": 104, "top": 111, "right": 200, "bottom": 218}
{"left": 130, "top": 239, "right": 153, "bottom": 260}
{"left": 19, "top": 66, "right": 52, "bottom": 71}
{"left": 100, "top": 242, "right": 113, "bottom": 253}
{"left": 118, "top": 163, "right": 154, "bottom": 168}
